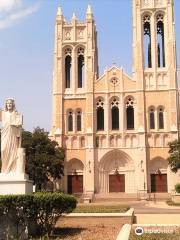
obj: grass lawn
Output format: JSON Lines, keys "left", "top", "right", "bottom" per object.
{"left": 166, "top": 200, "right": 180, "bottom": 206}
{"left": 72, "top": 204, "right": 130, "bottom": 213}
{"left": 53, "top": 225, "right": 121, "bottom": 240}
{"left": 129, "top": 233, "right": 180, "bottom": 240}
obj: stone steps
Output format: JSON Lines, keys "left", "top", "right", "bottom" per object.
{"left": 94, "top": 193, "right": 171, "bottom": 202}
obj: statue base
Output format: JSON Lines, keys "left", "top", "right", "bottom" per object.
{"left": 0, "top": 173, "right": 33, "bottom": 195}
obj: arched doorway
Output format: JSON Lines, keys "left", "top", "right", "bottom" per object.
{"left": 67, "top": 158, "right": 84, "bottom": 194}
{"left": 98, "top": 150, "right": 135, "bottom": 193}
{"left": 149, "top": 157, "right": 168, "bottom": 193}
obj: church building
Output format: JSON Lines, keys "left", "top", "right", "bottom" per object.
{"left": 49, "top": 0, "right": 180, "bottom": 198}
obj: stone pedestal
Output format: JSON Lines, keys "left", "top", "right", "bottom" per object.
{"left": 0, "top": 173, "right": 33, "bottom": 195}
{"left": 171, "top": 194, "right": 180, "bottom": 203}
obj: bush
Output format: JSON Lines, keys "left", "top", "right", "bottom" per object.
{"left": 0, "top": 192, "right": 77, "bottom": 239}
{"left": 175, "top": 183, "right": 180, "bottom": 193}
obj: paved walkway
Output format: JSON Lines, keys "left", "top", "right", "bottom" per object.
{"left": 84, "top": 200, "right": 180, "bottom": 214}
{"left": 132, "top": 201, "right": 180, "bottom": 214}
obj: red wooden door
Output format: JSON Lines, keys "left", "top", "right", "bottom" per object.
{"left": 68, "top": 175, "right": 83, "bottom": 194}
{"left": 151, "top": 174, "right": 167, "bottom": 192}
{"left": 109, "top": 174, "right": 125, "bottom": 192}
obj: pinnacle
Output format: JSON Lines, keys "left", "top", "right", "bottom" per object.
{"left": 57, "top": 5, "right": 63, "bottom": 16}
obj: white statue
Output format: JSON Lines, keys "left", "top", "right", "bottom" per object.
{"left": 0, "top": 98, "right": 25, "bottom": 174}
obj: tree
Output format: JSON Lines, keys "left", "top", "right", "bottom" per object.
{"left": 22, "top": 127, "right": 64, "bottom": 191}
{"left": 167, "top": 139, "right": 180, "bottom": 173}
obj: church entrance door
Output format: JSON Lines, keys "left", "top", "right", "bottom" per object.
{"left": 109, "top": 174, "right": 125, "bottom": 192}
{"left": 68, "top": 175, "right": 83, "bottom": 194}
{"left": 151, "top": 174, "right": 167, "bottom": 192}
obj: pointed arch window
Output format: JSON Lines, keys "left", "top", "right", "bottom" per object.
{"left": 68, "top": 111, "right": 73, "bottom": 132}
{"left": 156, "top": 14, "right": 165, "bottom": 68}
{"left": 96, "top": 99, "right": 104, "bottom": 131}
{"left": 77, "top": 111, "right": 82, "bottom": 131}
{"left": 158, "top": 107, "right": 164, "bottom": 129}
{"left": 111, "top": 98, "right": 119, "bottom": 130}
{"left": 143, "top": 15, "right": 152, "bottom": 68}
{"left": 77, "top": 47, "right": 85, "bottom": 88}
{"left": 65, "top": 48, "right": 72, "bottom": 88}
{"left": 149, "top": 108, "right": 155, "bottom": 129}
{"left": 126, "top": 97, "right": 134, "bottom": 130}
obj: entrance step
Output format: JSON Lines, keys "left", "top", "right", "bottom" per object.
{"left": 94, "top": 193, "right": 171, "bottom": 202}
{"left": 94, "top": 193, "right": 138, "bottom": 202}
{"left": 147, "top": 193, "right": 171, "bottom": 201}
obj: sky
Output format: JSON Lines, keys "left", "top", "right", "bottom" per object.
{"left": 0, "top": 0, "right": 180, "bottom": 132}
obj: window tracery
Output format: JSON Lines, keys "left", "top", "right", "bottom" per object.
{"left": 111, "top": 98, "right": 119, "bottom": 130}
{"left": 68, "top": 111, "right": 73, "bottom": 132}
{"left": 77, "top": 47, "right": 85, "bottom": 88}
{"left": 156, "top": 13, "right": 165, "bottom": 67}
{"left": 77, "top": 111, "right": 82, "bottom": 131}
{"left": 96, "top": 98, "right": 104, "bottom": 131}
{"left": 126, "top": 97, "right": 134, "bottom": 130}
{"left": 65, "top": 48, "right": 72, "bottom": 88}
{"left": 143, "top": 15, "right": 152, "bottom": 68}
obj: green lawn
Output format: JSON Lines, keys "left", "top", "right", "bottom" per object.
{"left": 166, "top": 200, "right": 180, "bottom": 206}
{"left": 129, "top": 233, "right": 180, "bottom": 240}
{"left": 72, "top": 204, "right": 130, "bottom": 213}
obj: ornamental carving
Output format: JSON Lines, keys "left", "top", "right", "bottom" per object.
{"left": 110, "top": 77, "right": 119, "bottom": 86}
{"left": 65, "top": 31, "right": 71, "bottom": 40}
{"left": 78, "top": 30, "right": 84, "bottom": 39}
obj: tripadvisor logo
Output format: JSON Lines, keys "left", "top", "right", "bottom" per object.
{"left": 135, "top": 227, "right": 144, "bottom": 236}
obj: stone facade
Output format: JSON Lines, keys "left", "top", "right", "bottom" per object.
{"left": 50, "top": 0, "right": 180, "bottom": 195}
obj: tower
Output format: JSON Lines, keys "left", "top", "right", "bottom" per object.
{"left": 133, "top": 0, "right": 179, "bottom": 192}
{"left": 50, "top": 5, "right": 98, "bottom": 194}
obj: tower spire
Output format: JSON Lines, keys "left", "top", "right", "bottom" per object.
{"left": 86, "top": 4, "right": 93, "bottom": 19}
{"left": 57, "top": 5, "right": 63, "bottom": 16}
{"left": 72, "top": 12, "right": 77, "bottom": 21}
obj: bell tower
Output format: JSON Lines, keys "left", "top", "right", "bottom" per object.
{"left": 51, "top": 5, "right": 98, "bottom": 140}
{"left": 132, "top": 0, "right": 177, "bottom": 90}
{"left": 50, "top": 5, "right": 98, "bottom": 195}
{"left": 133, "top": 0, "right": 179, "bottom": 193}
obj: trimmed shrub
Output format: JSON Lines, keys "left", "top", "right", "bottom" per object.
{"left": 0, "top": 192, "right": 77, "bottom": 239}
{"left": 175, "top": 183, "right": 180, "bottom": 193}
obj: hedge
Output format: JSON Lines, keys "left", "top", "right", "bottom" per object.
{"left": 175, "top": 183, "right": 180, "bottom": 193}
{"left": 0, "top": 192, "right": 77, "bottom": 239}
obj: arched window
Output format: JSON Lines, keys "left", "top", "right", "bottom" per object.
{"left": 96, "top": 99, "right": 104, "bottom": 131}
{"left": 126, "top": 97, "right": 134, "bottom": 130}
{"left": 149, "top": 108, "right": 155, "bottom": 129}
{"left": 77, "top": 47, "right": 85, "bottom": 88}
{"left": 111, "top": 98, "right": 119, "bottom": 130}
{"left": 65, "top": 48, "right": 72, "bottom": 88}
{"left": 158, "top": 108, "right": 164, "bottom": 129}
{"left": 77, "top": 111, "right": 82, "bottom": 131}
{"left": 68, "top": 111, "right": 73, "bottom": 131}
{"left": 143, "top": 15, "right": 152, "bottom": 68}
{"left": 156, "top": 14, "right": 165, "bottom": 67}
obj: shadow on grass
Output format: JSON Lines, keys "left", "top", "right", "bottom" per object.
{"left": 53, "top": 227, "right": 85, "bottom": 238}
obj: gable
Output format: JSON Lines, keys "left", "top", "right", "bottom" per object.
{"left": 95, "top": 66, "right": 135, "bottom": 92}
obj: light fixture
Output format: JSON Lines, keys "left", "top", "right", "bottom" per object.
{"left": 114, "top": 168, "right": 119, "bottom": 175}
{"left": 72, "top": 169, "right": 77, "bottom": 175}
{"left": 88, "top": 160, "right": 91, "bottom": 173}
{"left": 155, "top": 168, "right": 161, "bottom": 175}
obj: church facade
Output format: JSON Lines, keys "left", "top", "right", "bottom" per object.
{"left": 50, "top": 0, "right": 180, "bottom": 197}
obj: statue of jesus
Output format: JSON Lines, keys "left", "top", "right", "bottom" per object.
{"left": 0, "top": 98, "right": 23, "bottom": 174}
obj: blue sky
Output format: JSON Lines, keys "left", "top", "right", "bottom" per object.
{"left": 0, "top": 0, "right": 179, "bottom": 131}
